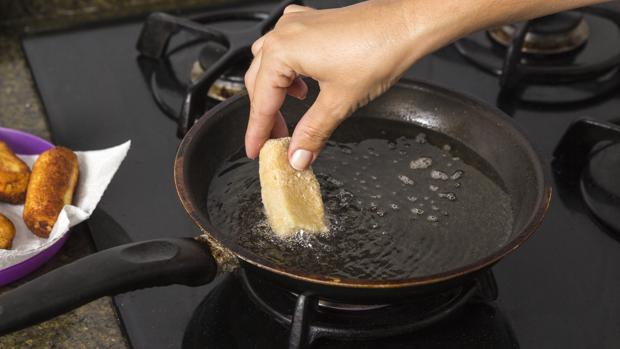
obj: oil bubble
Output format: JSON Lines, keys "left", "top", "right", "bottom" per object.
{"left": 398, "top": 174, "right": 415, "bottom": 185}
{"left": 415, "top": 133, "right": 427, "bottom": 144}
{"left": 427, "top": 215, "right": 439, "bottom": 222}
{"left": 429, "top": 185, "right": 439, "bottom": 191}
{"left": 411, "top": 208, "right": 424, "bottom": 215}
{"left": 409, "top": 157, "right": 432, "bottom": 169}
{"left": 431, "top": 170, "right": 449, "bottom": 180}
{"left": 438, "top": 192, "right": 457, "bottom": 201}
{"left": 451, "top": 170, "right": 464, "bottom": 180}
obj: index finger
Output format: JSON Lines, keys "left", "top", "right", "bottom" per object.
{"left": 245, "top": 56, "right": 296, "bottom": 159}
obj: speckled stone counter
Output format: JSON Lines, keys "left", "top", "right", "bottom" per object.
{"left": 0, "top": 1, "right": 244, "bottom": 347}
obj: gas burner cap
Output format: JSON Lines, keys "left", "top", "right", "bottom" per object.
{"left": 580, "top": 142, "right": 620, "bottom": 233}
{"left": 488, "top": 12, "right": 589, "bottom": 55}
{"left": 191, "top": 42, "right": 246, "bottom": 101}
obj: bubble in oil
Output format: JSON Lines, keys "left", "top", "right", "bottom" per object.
{"left": 451, "top": 170, "right": 464, "bottom": 180}
{"left": 427, "top": 215, "right": 439, "bottom": 222}
{"left": 415, "top": 133, "right": 427, "bottom": 144}
{"left": 411, "top": 207, "right": 424, "bottom": 215}
{"left": 442, "top": 144, "right": 452, "bottom": 151}
{"left": 326, "top": 177, "right": 344, "bottom": 187}
{"left": 398, "top": 174, "right": 415, "bottom": 185}
{"left": 376, "top": 209, "right": 386, "bottom": 217}
{"left": 407, "top": 195, "right": 418, "bottom": 202}
{"left": 391, "top": 203, "right": 399, "bottom": 210}
{"left": 429, "top": 185, "right": 439, "bottom": 191}
{"left": 452, "top": 157, "right": 460, "bottom": 161}
{"left": 409, "top": 157, "right": 432, "bottom": 169}
{"left": 438, "top": 192, "right": 457, "bottom": 201}
{"left": 370, "top": 175, "right": 377, "bottom": 180}
{"left": 431, "top": 170, "right": 449, "bottom": 180}
{"left": 432, "top": 205, "right": 439, "bottom": 211}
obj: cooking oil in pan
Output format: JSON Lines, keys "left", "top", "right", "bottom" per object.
{"left": 207, "top": 119, "right": 513, "bottom": 281}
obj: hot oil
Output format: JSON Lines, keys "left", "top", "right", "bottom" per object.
{"left": 207, "top": 119, "right": 513, "bottom": 281}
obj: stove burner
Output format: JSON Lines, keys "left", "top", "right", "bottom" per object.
{"left": 190, "top": 42, "right": 246, "bottom": 101}
{"left": 454, "top": 5, "right": 620, "bottom": 107}
{"left": 240, "top": 270, "right": 498, "bottom": 349}
{"left": 581, "top": 142, "right": 620, "bottom": 233}
{"left": 136, "top": 0, "right": 301, "bottom": 137}
{"left": 488, "top": 12, "right": 589, "bottom": 55}
{"left": 553, "top": 119, "right": 620, "bottom": 237}
{"left": 183, "top": 272, "right": 516, "bottom": 349}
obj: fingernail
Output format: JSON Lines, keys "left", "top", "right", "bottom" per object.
{"left": 290, "top": 149, "right": 313, "bottom": 171}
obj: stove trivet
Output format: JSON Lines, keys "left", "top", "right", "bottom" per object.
{"left": 239, "top": 270, "right": 498, "bottom": 349}
{"left": 553, "top": 119, "right": 620, "bottom": 236}
{"left": 136, "top": 0, "right": 301, "bottom": 137}
{"left": 454, "top": 5, "right": 620, "bottom": 107}
{"left": 183, "top": 272, "right": 516, "bottom": 349}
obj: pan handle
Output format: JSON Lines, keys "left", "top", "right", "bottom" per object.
{"left": 0, "top": 238, "right": 216, "bottom": 335}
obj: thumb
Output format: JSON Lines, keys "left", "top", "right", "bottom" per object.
{"left": 288, "top": 90, "right": 351, "bottom": 171}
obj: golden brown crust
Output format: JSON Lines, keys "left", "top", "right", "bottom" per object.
{"left": 0, "top": 213, "right": 16, "bottom": 249}
{"left": 23, "top": 146, "right": 79, "bottom": 238}
{"left": 0, "top": 141, "right": 31, "bottom": 204}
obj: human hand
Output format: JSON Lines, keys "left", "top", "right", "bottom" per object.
{"left": 244, "top": 0, "right": 606, "bottom": 170}
{"left": 244, "top": 1, "right": 431, "bottom": 170}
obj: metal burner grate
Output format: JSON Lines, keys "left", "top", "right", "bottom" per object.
{"left": 239, "top": 269, "right": 498, "bottom": 349}
{"left": 136, "top": 0, "right": 301, "bottom": 137}
{"left": 454, "top": 5, "right": 620, "bottom": 107}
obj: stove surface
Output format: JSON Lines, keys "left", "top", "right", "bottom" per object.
{"left": 22, "top": 1, "right": 620, "bottom": 348}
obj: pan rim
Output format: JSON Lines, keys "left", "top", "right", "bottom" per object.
{"left": 174, "top": 78, "right": 552, "bottom": 289}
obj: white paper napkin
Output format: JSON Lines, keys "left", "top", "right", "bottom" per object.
{"left": 0, "top": 141, "right": 131, "bottom": 270}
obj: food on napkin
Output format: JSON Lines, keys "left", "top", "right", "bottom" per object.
{"left": 0, "top": 213, "right": 15, "bottom": 249}
{"left": 259, "top": 137, "right": 328, "bottom": 237}
{"left": 0, "top": 141, "right": 31, "bottom": 204}
{"left": 23, "top": 147, "right": 79, "bottom": 238}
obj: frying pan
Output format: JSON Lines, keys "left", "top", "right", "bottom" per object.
{"left": 0, "top": 79, "right": 550, "bottom": 336}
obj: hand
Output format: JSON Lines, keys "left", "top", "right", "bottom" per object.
{"left": 244, "top": 1, "right": 430, "bottom": 170}
{"left": 244, "top": 0, "right": 606, "bottom": 170}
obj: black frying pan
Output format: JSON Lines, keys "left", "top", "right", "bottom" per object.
{"left": 0, "top": 79, "right": 550, "bottom": 335}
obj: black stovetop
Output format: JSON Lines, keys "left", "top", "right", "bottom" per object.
{"left": 22, "top": 1, "right": 620, "bottom": 348}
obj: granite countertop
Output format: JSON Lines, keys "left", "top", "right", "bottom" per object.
{"left": 0, "top": 0, "right": 240, "bottom": 347}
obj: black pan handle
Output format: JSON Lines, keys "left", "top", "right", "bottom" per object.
{"left": 0, "top": 238, "right": 217, "bottom": 335}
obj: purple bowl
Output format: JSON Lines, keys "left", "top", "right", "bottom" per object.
{"left": 0, "top": 127, "right": 69, "bottom": 286}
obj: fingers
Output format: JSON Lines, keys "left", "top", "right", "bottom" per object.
{"left": 271, "top": 111, "right": 289, "bottom": 138}
{"left": 287, "top": 77, "right": 308, "bottom": 100}
{"left": 289, "top": 91, "right": 350, "bottom": 170}
{"left": 245, "top": 56, "right": 296, "bottom": 159}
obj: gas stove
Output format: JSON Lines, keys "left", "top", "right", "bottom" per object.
{"left": 21, "top": 1, "right": 620, "bottom": 348}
